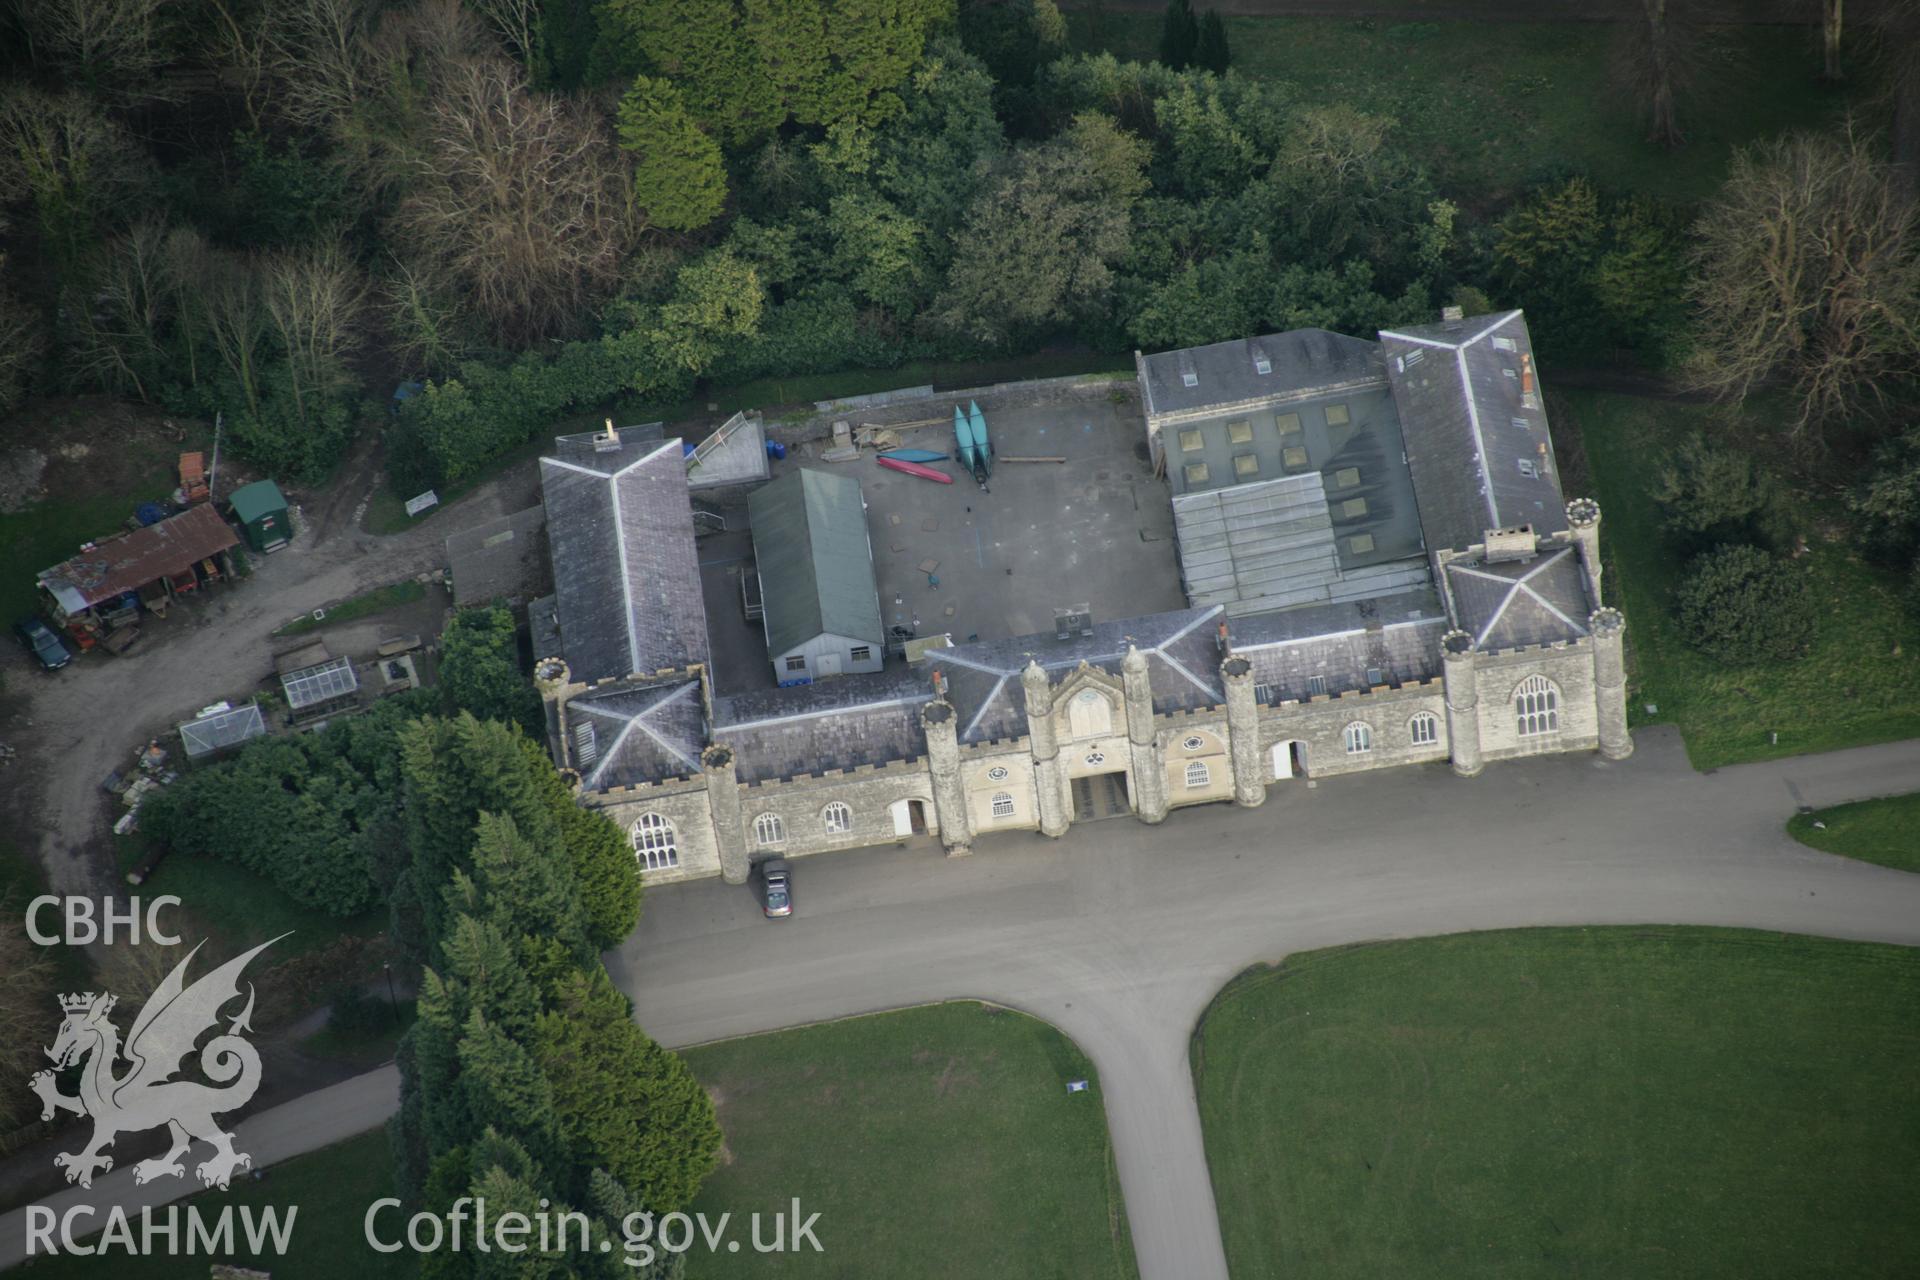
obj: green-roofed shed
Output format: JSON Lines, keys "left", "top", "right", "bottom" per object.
{"left": 748, "top": 469, "right": 884, "bottom": 683}
{"left": 228, "top": 479, "right": 291, "bottom": 552}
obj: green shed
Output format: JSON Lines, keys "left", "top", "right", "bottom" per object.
{"left": 229, "top": 480, "right": 291, "bottom": 552}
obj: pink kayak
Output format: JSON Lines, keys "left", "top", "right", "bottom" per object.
{"left": 876, "top": 456, "right": 953, "bottom": 484}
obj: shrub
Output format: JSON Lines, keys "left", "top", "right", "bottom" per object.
{"left": 1652, "top": 433, "right": 1792, "bottom": 552}
{"left": 1849, "top": 426, "right": 1920, "bottom": 569}
{"left": 1674, "top": 544, "right": 1816, "bottom": 665}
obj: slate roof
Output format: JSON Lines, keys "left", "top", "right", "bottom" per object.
{"left": 1379, "top": 310, "right": 1568, "bottom": 554}
{"left": 1173, "top": 473, "right": 1432, "bottom": 617}
{"left": 747, "top": 468, "right": 885, "bottom": 657}
{"left": 1443, "top": 545, "right": 1593, "bottom": 651}
{"left": 715, "top": 671, "right": 928, "bottom": 784}
{"left": 1138, "top": 329, "right": 1383, "bottom": 418}
{"left": 539, "top": 427, "right": 710, "bottom": 684}
{"left": 1227, "top": 588, "right": 1449, "bottom": 704}
{"left": 569, "top": 678, "right": 707, "bottom": 789}
{"left": 926, "top": 606, "right": 1229, "bottom": 745}
{"left": 38, "top": 503, "right": 239, "bottom": 612}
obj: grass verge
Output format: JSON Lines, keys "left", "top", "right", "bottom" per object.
{"left": 682, "top": 1000, "right": 1137, "bottom": 1280}
{"left": 115, "top": 833, "right": 387, "bottom": 959}
{"left": 1787, "top": 792, "right": 1920, "bottom": 873}
{"left": 272, "top": 580, "right": 427, "bottom": 637}
{"left": 1194, "top": 927, "right": 1920, "bottom": 1280}
{"left": 1068, "top": 16, "right": 1865, "bottom": 203}
{"left": 17, "top": 1128, "right": 411, "bottom": 1280}
{"left": 1566, "top": 390, "right": 1920, "bottom": 768}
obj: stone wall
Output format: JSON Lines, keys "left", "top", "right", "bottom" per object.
{"left": 588, "top": 778, "right": 722, "bottom": 885}
{"left": 576, "top": 646, "right": 1609, "bottom": 889}
{"left": 1252, "top": 680, "right": 1451, "bottom": 780}
{"left": 1470, "top": 641, "right": 1601, "bottom": 762}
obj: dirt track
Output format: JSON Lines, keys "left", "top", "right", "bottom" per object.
{"left": 0, "top": 440, "right": 537, "bottom": 907}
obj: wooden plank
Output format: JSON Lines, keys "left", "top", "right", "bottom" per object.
{"left": 1000, "top": 455, "right": 1068, "bottom": 463}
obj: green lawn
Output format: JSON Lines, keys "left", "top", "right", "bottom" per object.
{"left": 116, "top": 833, "right": 387, "bottom": 959}
{"left": 682, "top": 1001, "right": 1136, "bottom": 1280}
{"left": 1788, "top": 792, "right": 1920, "bottom": 873}
{"left": 18, "top": 1129, "right": 411, "bottom": 1280}
{"left": 1194, "top": 928, "right": 1920, "bottom": 1280}
{"left": 1069, "top": 16, "right": 1864, "bottom": 202}
{"left": 1565, "top": 390, "right": 1920, "bottom": 768}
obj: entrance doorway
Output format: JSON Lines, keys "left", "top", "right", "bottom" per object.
{"left": 1071, "top": 771, "right": 1131, "bottom": 822}
{"left": 1270, "top": 741, "right": 1308, "bottom": 780}
{"left": 890, "top": 798, "right": 930, "bottom": 837}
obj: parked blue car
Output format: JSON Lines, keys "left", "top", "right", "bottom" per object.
{"left": 14, "top": 617, "right": 72, "bottom": 671}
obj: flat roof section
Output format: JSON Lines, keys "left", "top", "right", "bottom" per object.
{"left": 855, "top": 392, "right": 1186, "bottom": 648}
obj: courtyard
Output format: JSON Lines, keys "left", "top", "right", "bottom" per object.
{"left": 701, "top": 386, "right": 1186, "bottom": 696}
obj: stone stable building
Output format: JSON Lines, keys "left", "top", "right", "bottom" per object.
{"left": 529, "top": 310, "right": 1631, "bottom": 886}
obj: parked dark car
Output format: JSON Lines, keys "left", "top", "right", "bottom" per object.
{"left": 14, "top": 618, "right": 71, "bottom": 671}
{"left": 759, "top": 859, "right": 792, "bottom": 919}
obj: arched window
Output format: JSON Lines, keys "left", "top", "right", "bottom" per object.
{"left": 754, "top": 812, "right": 786, "bottom": 847}
{"left": 1068, "top": 688, "right": 1113, "bottom": 739}
{"left": 1514, "top": 675, "right": 1560, "bottom": 737}
{"left": 630, "top": 814, "right": 678, "bottom": 872}
{"left": 1409, "top": 712, "right": 1439, "bottom": 746}
{"left": 990, "top": 792, "right": 1015, "bottom": 819}
{"left": 1344, "top": 722, "right": 1373, "bottom": 754}
{"left": 822, "top": 801, "right": 852, "bottom": 835}
{"left": 1184, "top": 761, "right": 1210, "bottom": 789}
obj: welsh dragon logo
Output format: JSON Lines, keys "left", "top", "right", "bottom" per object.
{"left": 30, "top": 936, "right": 283, "bottom": 1191}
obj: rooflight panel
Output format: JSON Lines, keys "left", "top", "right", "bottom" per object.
{"left": 1324, "top": 404, "right": 1350, "bottom": 426}
{"left": 1233, "top": 454, "right": 1259, "bottom": 477}
{"left": 1227, "top": 420, "right": 1253, "bottom": 444}
{"left": 1179, "top": 428, "right": 1205, "bottom": 452}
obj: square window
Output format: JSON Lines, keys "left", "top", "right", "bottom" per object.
{"left": 784, "top": 655, "right": 806, "bottom": 672}
{"left": 1282, "top": 446, "right": 1309, "bottom": 470}
{"left": 1178, "top": 428, "right": 1204, "bottom": 452}
{"left": 1306, "top": 674, "right": 1327, "bottom": 696}
{"left": 1274, "top": 411, "right": 1301, "bottom": 434}
{"left": 850, "top": 646, "right": 871, "bottom": 662}
{"left": 1334, "top": 467, "right": 1361, "bottom": 489}
{"left": 1493, "top": 336, "right": 1518, "bottom": 352}
{"left": 1227, "top": 420, "right": 1254, "bottom": 444}
{"left": 1340, "top": 497, "right": 1368, "bottom": 519}
{"left": 1366, "top": 666, "right": 1383, "bottom": 686}
{"left": 1184, "top": 462, "right": 1211, "bottom": 485}
{"left": 1324, "top": 403, "right": 1350, "bottom": 426}
{"left": 1349, "top": 533, "right": 1376, "bottom": 555}
{"left": 1254, "top": 357, "right": 1271, "bottom": 374}
{"left": 1233, "top": 454, "right": 1259, "bottom": 477}
{"left": 1181, "top": 371, "right": 1198, "bottom": 388}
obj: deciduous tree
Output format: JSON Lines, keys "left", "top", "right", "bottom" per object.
{"left": 1687, "top": 128, "right": 1920, "bottom": 436}
{"left": 933, "top": 136, "right": 1138, "bottom": 348}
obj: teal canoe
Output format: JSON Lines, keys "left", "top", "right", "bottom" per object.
{"left": 878, "top": 449, "right": 951, "bottom": 463}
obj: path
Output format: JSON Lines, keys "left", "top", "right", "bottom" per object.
{"left": 0, "top": 456, "right": 535, "bottom": 906}
{"left": 6, "top": 728, "right": 1920, "bottom": 1272}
